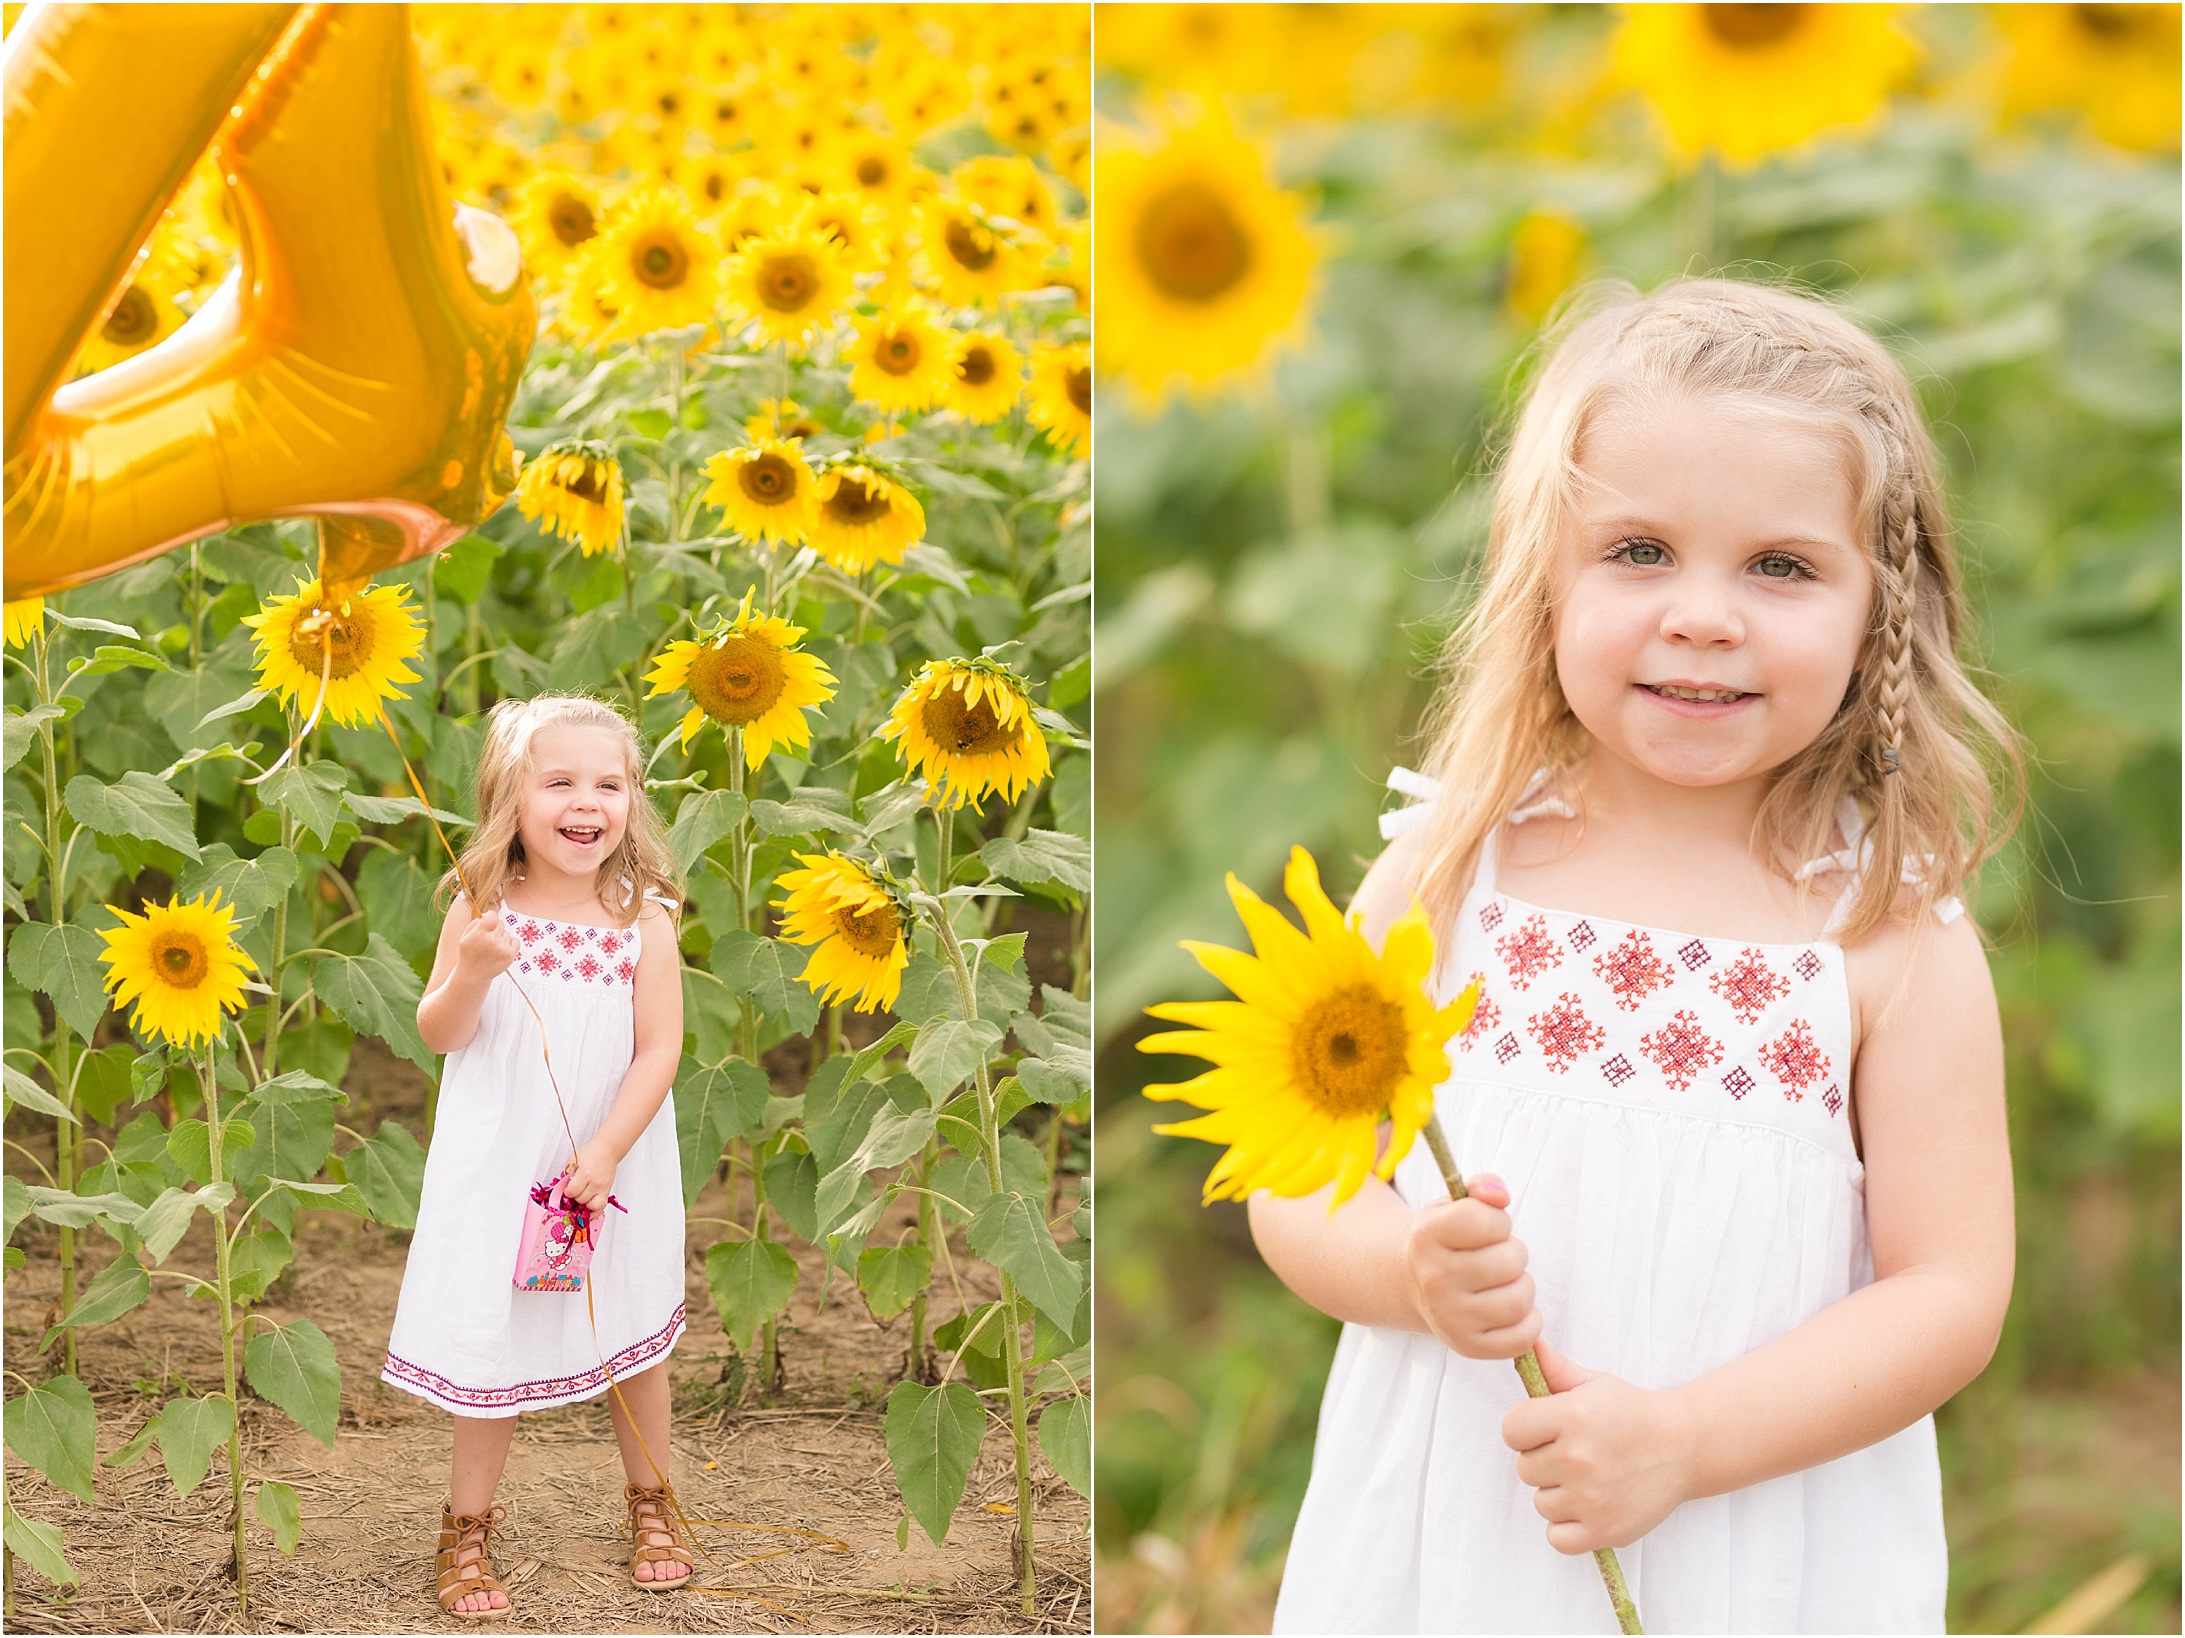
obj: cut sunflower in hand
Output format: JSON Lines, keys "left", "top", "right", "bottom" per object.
{"left": 847, "top": 304, "right": 958, "bottom": 414}
{"left": 240, "top": 578, "right": 425, "bottom": 728}
{"left": 516, "top": 439, "right": 626, "bottom": 557}
{"left": 98, "top": 891, "right": 259, "bottom": 1050}
{"left": 703, "top": 436, "right": 818, "bottom": 546}
{"left": 1026, "top": 342, "right": 1090, "bottom": 457}
{"left": 878, "top": 655, "right": 1051, "bottom": 811}
{"left": 774, "top": 851, "right": 911, "bottom": 1013}
{"left": 807, "top": 462, "right": 925, "bottom": 573}
{"left": 1141, "top": 847, "right": 1478, "bottom": 1208}
{"left": 644, "top": 590, "right": 836, "bottom": 767}
{"left": 947, "top": 330, "right": 1025, "bottom": 424}
{"left": 724, "top": 223, "right": 854, "bottom": 350}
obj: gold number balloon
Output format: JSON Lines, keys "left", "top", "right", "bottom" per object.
{"left": 3, "top": 3, "right": 536, "bottom": 601}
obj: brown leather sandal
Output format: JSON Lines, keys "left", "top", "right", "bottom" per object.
{"left": 436, "top": 1502, "right": 514, "bottom": 1621}
{"left": 624, "top": 1482, "right": 694, "bottom": 1592}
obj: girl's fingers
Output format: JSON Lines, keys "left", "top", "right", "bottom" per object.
{"left": 1463, "top": 1172, "right": 1510, "bottom": 1207}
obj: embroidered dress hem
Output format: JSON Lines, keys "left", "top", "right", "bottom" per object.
{"left": 382, "top": 1302, "right": 686, "bottom": 1417}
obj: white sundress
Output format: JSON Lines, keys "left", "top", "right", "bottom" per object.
{"left": 382, "top": 899, "right": 686, "bottom": 1417}
{"left": 1271, "top": 776, "right": 1952, "bottom": 1635}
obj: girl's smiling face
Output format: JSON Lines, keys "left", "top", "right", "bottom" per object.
{"left": 517, "top": 724, "right": 632, "bottom": 878}
{"left": 1553, "top": 394, "right": 1874, "bottom": 790}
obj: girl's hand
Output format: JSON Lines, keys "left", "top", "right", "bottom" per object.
{"left": 1403, "top": 1173, "right": 1543, "bottom": 1360}
{"left": 1502, "top": 1341, "right": 1697, "bottom": 1554}
{"left": 453, "top": 911, "right": 520, "bottom": 984}
{"left": 562, "top": 1141, "right": 619, "bottom": 1214}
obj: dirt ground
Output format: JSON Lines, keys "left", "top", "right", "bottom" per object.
{"left": 3, "top": 1040, "right": 1090, "bottom": 1636}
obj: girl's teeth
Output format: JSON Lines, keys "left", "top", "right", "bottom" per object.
{"left": 1654, "top": 685, "right": 1745, "bottom": 703}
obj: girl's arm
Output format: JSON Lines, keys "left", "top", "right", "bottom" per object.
{"left": 1503, "top": 911, "right": 2013, "bottom": 1554}
{"left": 417, "top": 894, "right": 520, "bottom": 1054}
{"left": 562, "top": 900, "right": 685, "bottom": 1212}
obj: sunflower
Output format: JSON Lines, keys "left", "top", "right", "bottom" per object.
{"left": 798, "top": 189, "right": 891, "bottom": 272}
{"left": 512, "top": 168, "right": 606, "bottom": 276}
{"left": 590, "top": 185, "right": 721, "bottom": 335}
{"left": 703, "top": 436, "right": 817, "bottom": 545}
{"left": 723, "top": 224, "right": 854, "bottom": 349}
{"left": 829, "top": 131, "right": 921, "bottom": 212}
{"left": 878, "top": 656, "right": 1050, "bottom": 811}
{"left": 847, "top": 305, "right": 958, "bottom": 414}
{"left": 1506, "top": 211, "right": 1586, "bottom": 325}
{"left": 918, "top": 197, "right": 1035, "bottom": 306}
{"left": 241, "top": 578, "right": 425, "bottom": 728}
{"left": 950, "top": 153, "right": 1061, "bottom": 238}
{"left": 1025, "top": 343, "right": 1090, "bottom": 458}
{"left": 1611, "top": 4, "right": 1919, "bottom": 168}
{"left": 1140, "top": 848, "right": 1478, "bottom": 1208}
{"left": 4, "top": 597, "right": 45, "bottom": 648}
{"left": 74, "top": 245, "right": 190, "bottom": 374}
{"left": 745, "top": 397, "right": 825, "bottom": 443}
{"left": 716, "top": 181, "right": 797, "bottom": 252}
{"left": 643, "top": 590, "right": 836, "bottom": 765}
{"left": 98, "top": 892, "right": 259, "bottom": 1050}
{"left": 1995, "top": 4, "right": 2181, "bottom": 152}
{"left": 774, "top": 852, "right": 910, "bottom": 1013}
{"left": 947, "top": 330, "right": 1024, "bottom": 424}
{"left": 808, "top": 463, "right": 925, "bottom": 573}
{"left": 1097, "top": 110, "right": 1316, "bottom": 400}
{"left": 515, "top": 440, "right": 626, "bottom": 557}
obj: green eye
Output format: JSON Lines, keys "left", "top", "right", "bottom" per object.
{"left": 1623, "top": 542, "right": 1665, "bottom": 566}
{"left": 1757, "top": 555, "right": 1799, "bottom": 579}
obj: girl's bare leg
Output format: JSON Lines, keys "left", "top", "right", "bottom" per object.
{"left": 447, "top": 1413, "right": 518, "bottom": 1613}
{"left": 606, "top": 1361, "right": 689, "bottom": 1584}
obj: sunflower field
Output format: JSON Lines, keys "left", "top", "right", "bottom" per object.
{"left": 1093, "top": 5, "right": 2178, "bottom": 1633}
{"left": 3, "top": 4, "right": 1090, "bottom": 1629}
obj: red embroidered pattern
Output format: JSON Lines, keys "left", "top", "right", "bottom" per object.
{"left": 557, "top": 925, "right": 585, "bottom": 952}
{"left": 1822, "top": 1082, "right": 1843, "bottom": 1117}
{"left": 1709, "top": 947, "right": 1792, "bottom": 1024}
{"left": 533, "top": 948, "right": 560, "bottom": 974}
{"left": 1723, "top": 1066, "right": 1754, "bottom": 1100}
{"left": 1526, "top": 992, "right": 1605, "bottom": 1075}
{"left": 599, "top": 931, "right": 626, "bottom": 957}
{"left": 1458, "top": 974, "right": 1502, "bottom": 1052}
{"left": 1794, "top": 949, "right": 1824, "bottom": 982}
{"left": 1479, "top": 901, "right": 1505, "bottom": 932}
{"left": 615, "top": 957, "right": 636, "bottom": 983}
{"left": 1601, "top": 1053, "right": 1636, "bottom": 1087}
{"left": 1567, "top": 919, "right": 1598, "bottom": 952}
{"left": 1494, "top": 1031, "right": 1521, "bottom": 1064}
{"left": 1638, "top": 1008, "right": 1723, "bottom": 1092}
{"left": 1593, "top": 929, "right": 1675, "bottom": 1013}
{"left": 1676, "top": 938, "right": 1712, "bottom": 971}
{"left": 506, "top": 914, "right": 639, "bottom": 988}
{"left": 1495, "top": 912, "right": 1563, "bottom": 991}
{"left": 516, "top": 920, "right": 543, "bottom": 944}
{"left": 384, "top": 1303, "right": 685, "bottom": 1413}
{"left": 1758, "top": 1018, "right": 1830, "bottom": 1102}
{"left": 575, "top": 954, "right": 603, "bottom": 982}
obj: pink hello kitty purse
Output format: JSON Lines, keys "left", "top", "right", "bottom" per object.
{"left": 513, "top": 1176, "right": 627, "bottom": 1293}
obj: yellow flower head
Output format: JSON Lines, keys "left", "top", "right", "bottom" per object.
{"left": 878, "top": 656, "right": 1050, "bottom": 811}
{"left": 947, "top": 330, "right": 1025, "bottom": 424}
{"left": 950, "top": 153, "right": 1061, "bottom": 238}
{"left": 99, "top": 891, "right": 260, "bottom": 1050}
{"left": 828, "top": 130, "right": 922, "bottom": 212}
{"left": 4, "top": 597, "right": 46, "bottom": 649}
{"left": 704, "top": 436, "right": 818, "bottom": 546}
{"left": 918, "top": 197, "right": 1036, "bottom": 306}
{"left": 516, "top": 440, "right": 626, "bottom": 557}
{"left": 774, "top": 851, "right": 910, "bottom": 1014}
{"left": 513, "top": 168, "right": 606, "bottom": 276}
{"left": 1506, "top": 212, "right": 1586, "bottom": 326}
{"left": 808, "top": 463, "right": 925, "bottom": 573}
{"left": 1996, "top": 3, "right": 2181, "bottom": 153}
{"left": 745, "top": 397, "right": 825, "bottom": 443}
{"left": 1141, "top": 848, "right": 1478, "bottom": 1209}
{"left": 240, "top": 578, "right": 424, "bottom": 728}
{"left": 723, "top": 224, "right": 855, "bottom": 350}
{"left": 848, "top": 304, "right": 958, "bottom": 414}
{"left": 75, "top": 240, "right": 192, "bottom": 374}
{"left": 589, "top": 184, "right": 721, "bottom": 335}
{"left": 1025, "top": 342, "right": 1090, "bottom": 458}
{"left": 798, "top": 189, "right": 892, "bottom": 273}
{"left": 643, "top": 589, "right": 837, "bottom": 767}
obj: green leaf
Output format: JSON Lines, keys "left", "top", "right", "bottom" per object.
{"left": 674, "top": 1057, "right": 770, "bottom": 1208}
{"left": 227, "top": 1225, "right": 293, "bottom": 1304}
{"left": 133, "top": 1186, "right": 220, "bottom": 1265}
{"left": 4, "top": 704, "right": 65, "bottom": 772}
{"left": 666, "top": 788, "right": 750, "bottom": 874}
{"left": 265, "top": 1177, "right": 369, "bottom": 1215}
{"left": 44, "top": 610, "right": 141, "bottom": 638}
{"left": 71, "top": 1043, "right": 137, "bottom": 1124}
{"left": 884, "top": 1381, "right": 984, "bottom": 1548}
{"left": 1036, "top": 1395, "right": 1089, "bottom": 1497}
{"left": 927, "top": 1135, "right": 1046, "bottom": 1224}
{"left": 154, "top": 1395, "right": 235, "bottom": 1498}
{"left": 177, "top": 843, "right": 301, "bottom": 926}
{"left": 3, "top": 1064, "right": 76, "bottom": 1124}
{"left": 64, "top": 770, "right": 202, "bottom": 861}
{"left": 893, "top": 949, "right": 1022, "bottom": 1026}
{"left": 856, "top": 1243, "right": 932, "bottom": 1321}
{"left": 762, "top": 1149, "right": 819, "bottom": 1242}
{"left": 933, "top": 1303, "right": 1009, "bottom": 1388}
{"left": 242, "top": 1319, "right": 342, "bottom": 1447}
{"left": 316, "top": 932, "right": 433, "bottom": 1074}
{"left": 343, "top": 791, "right": 472, "bottom": 827}
{"left": 749, "top": 789, "right": 859, "bottom": 838}
{"left": 1016, "top": 1050, "right": 1091, "bottom": 1104}
{"left": 256, "top": 1479, "right": 303, "bottom": 1553}
{"left": 69, "top": 642, "right": 172, "bottom": 678}
{"left": 166, "top": 1117, "right": 254, "bottom": 1189}
{"left": 235, "top": 1089, "right": 336, "bottom": 1190}
{"left": 967, "top": 1191, "right": 1082, "bottom": 1328}
{"left": 104, "top": 1416, "right": 159, "bottom": 1472}
{"left": 7, "top": 920, "right": 110, "bottom": 1041}
{"left": 3, "top": 1503, "right": 78, "bottom": 1587}
{"left": 192, "top": 686, "right": 268, "bottom": 731}
{"left": 4, "top": 1375, "right": 98, "bottom": 1500}
{"left": 804, "top": 1064, "right": 898, "bottom": 1173}
{"left": 4, "top": 1174, "right": 30, "bottom": 1243}
{"left": 907, "top": 1017, "right": 1005, "bottom": 1099}
{"left": 980, "top": 830, "right": 1089, "bottom": 894}
{"left": 258, "top": 759, "right": 351, "bottom": 848}
{"left": 627, "top": 406, "right": 673, "bottom": 440}
{"left": 709, "top": 929, "right": 818, "bottom": 1034}
{"left": 704, "top": 1238, "right": 798, "bottom": 1352}
{"left": 24, "top": 1185, "right": 143, "bottom": 1230}
{"left": 41, "top": 1251, "right": 149, "bottom": 1348}
{"left": 345, "top": 1121, "right": 426, "bottom": 1230}
{"left": 433, "top": 533, "right": 503, "bottom": 604}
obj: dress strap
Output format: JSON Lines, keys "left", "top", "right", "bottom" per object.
{"left": 1794, "top": 798, "right": 1963, "bottom": 935}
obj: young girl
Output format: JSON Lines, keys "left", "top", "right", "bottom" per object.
{"left": 1254, "top": 280, "right": 2019, "bottom": 1634}
{"left": 381, "top": 694, "right": 688, "bottom": 1619}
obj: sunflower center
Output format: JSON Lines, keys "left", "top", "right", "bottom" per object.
{"left": 1134, "top": 182, "right": 1250, "bottom": 303}
{"left": 832, "top": 900, "right": 901, "bottom": 960}
{"left": 549, "top": 193, "right": 597, "bottom": 248}
{"left": 1290, "top": 986, "right": 1409, "bottom": 1118}
{"left": 823, "top": 477, "right": 893, "bottom": 527}
{"left": 102, "top": 285, "right": 159, "bottom": 348}
{"left": 688, "top": 634, "right": 787, "bottom": 725}
{"left": 2072, "top": 3, "right": 2145, "bottom": 40}
{"left": 564, "top": 463, "right": 609, "bottom": 504}
{"left": 153, "top": 932, "right": 210, "bottom": 990}
{"left": 957, "top": 344, "right": 996, "bottom": 387}
{"left": 856, "top": 155, "right": 889, "bottom": 187}
{"left": 287, "top": 607, "right": 368, "bottom": 680}
{"left": 758, "top": 252, "right": 819, "bottom": 312}
{"left": 1065, "top": 366, "right": 1091, "bottom": 415}
{"left": 876, "top": 330, "right": 922, "bottom": 375}
{"left": 633, "top": 233, "right": 690, "bottom": 289}
{"left": 738, "top": 452, "right": 800, "bottom": 505}
{"left": 920, "top": 688, "right": 1017, "bottom": 756}
{"left": 1703, "top": 3, "right": 1808, "bottom": 48}
{"left": 944, "top": 216, "right": 998, "bottom": 272}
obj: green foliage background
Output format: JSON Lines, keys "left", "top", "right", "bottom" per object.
{"left": 1092, "top": 13, "right": 2180, "bottom": 1635}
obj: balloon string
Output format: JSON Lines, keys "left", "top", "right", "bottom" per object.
{"left": 244, "top": 621, "right": 335, "bottom": 786}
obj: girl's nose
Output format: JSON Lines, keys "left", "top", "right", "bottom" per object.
{"left": 1659, "top": 575, "right": 1744, "bottom": 647}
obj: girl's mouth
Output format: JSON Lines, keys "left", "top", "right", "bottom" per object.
{"left": 1643, "top": 683, "right": 1750, "bottom": 704}
{"left": 559, "top": 825, "right": 605, "bottom": 847}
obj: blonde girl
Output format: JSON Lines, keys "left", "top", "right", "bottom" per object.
{"left": 1255, "top": 279, "right": 2020, "bottom": 1634}
{"left": 381, "top": 694, "right": 689, "bottom": 1619}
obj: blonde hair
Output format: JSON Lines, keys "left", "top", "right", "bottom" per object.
{"left": 1415, "top": 277, "right": 2023, "bottom": 943}
{"left": 436, "top": 694, "right": 682, "bottom": 925}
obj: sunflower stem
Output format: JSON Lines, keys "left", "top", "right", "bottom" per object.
{"left": 203, "top": 1041, "right": 250, "bottom": 1615}
{"left": 33, "top": 627, "right": 81, "bottom": 1379}
{"left": 261, "top": 804, "right": 295, "bottom": 1084}
{"left": 905, "top": 1140, "right": 938, "bottom": 1382}
{"left": 1419, "top": 1113, "right": 1643, "bottom": 1634}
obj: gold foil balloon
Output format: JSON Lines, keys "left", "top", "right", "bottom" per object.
{"left": 3, "top": 4, "right": 536, "bottom": 601}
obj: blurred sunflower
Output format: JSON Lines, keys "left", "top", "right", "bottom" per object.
{"left": 4, "top": 597, "right": 45, "bottom": 649}
{"left": 919, "top": 198, "right": 1034, "bottom": 306}
{"left": 1140, "top": 848, "right": 1477, "bottom": 1208}
{"left": 99, "top": 891, "right": 259, "bottom": 1050}
{"left": 516, "top": 440, "right": 626, "bottom": 556}
{"left": 512, "top": 168, "right": 605, "bottom": 275}
{"left": 1506, "top": 212, "right": 1586, "bottom": 325}
{"left": 1611, "top": 4, "right": 1918, "bottom": 167}
{"left": 74, "top": 252, "right": 188, "bottom": 374}
{"left": 1097, "top": 110, "right": 1316, "bottom": 400}
{"left": 808, "top": 464, "right": 925, "bottom": 573}
{"left": 1025, "top": 342, "right": 1090, "bottom": 457}
{"left": 241, "top": 578, "right": 424, "bottom": 728}
{"left": 947, "top": 330, "right": 1024, "bottom": 424}
{"left": 703, "top": 436, "right": 817, "bottom": 546}
{"left": 829, "top": 131, "right": 921, "bottom": 212}
{"left": 561, "top": 257, "right": 625, "bottom": 345}
{"left": 879, "top": 655, "right": 1050, "bottom": 810}
{"left": 774, "top": 852, "right": 909, "bottom": 1013}
{"left": 644, "top": 590, "right": 836, "bottom": 764}
{"left": 1995, "top": 3, "right": 2180, "bottom": 152}
{"left": 724, "top": 224, "right": 854, "bottom": 349}
{"left": 590, "top": 185, "right": 720, "bottom": 334}
{"left": 745, "top": 397, "right": 825, "bottom": 442}
{"left": 951, "top": 153, "right": 1061, "bottom": 237}
{"left": 717, "top": 182, "right": 797, "bottom": 252}
{"left": 847, "top": 305, "right": 957, "bottom": 413}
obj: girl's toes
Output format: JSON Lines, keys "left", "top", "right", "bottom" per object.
{"left": 636, "top": 1561, "right": 655, "bottom": 1581}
